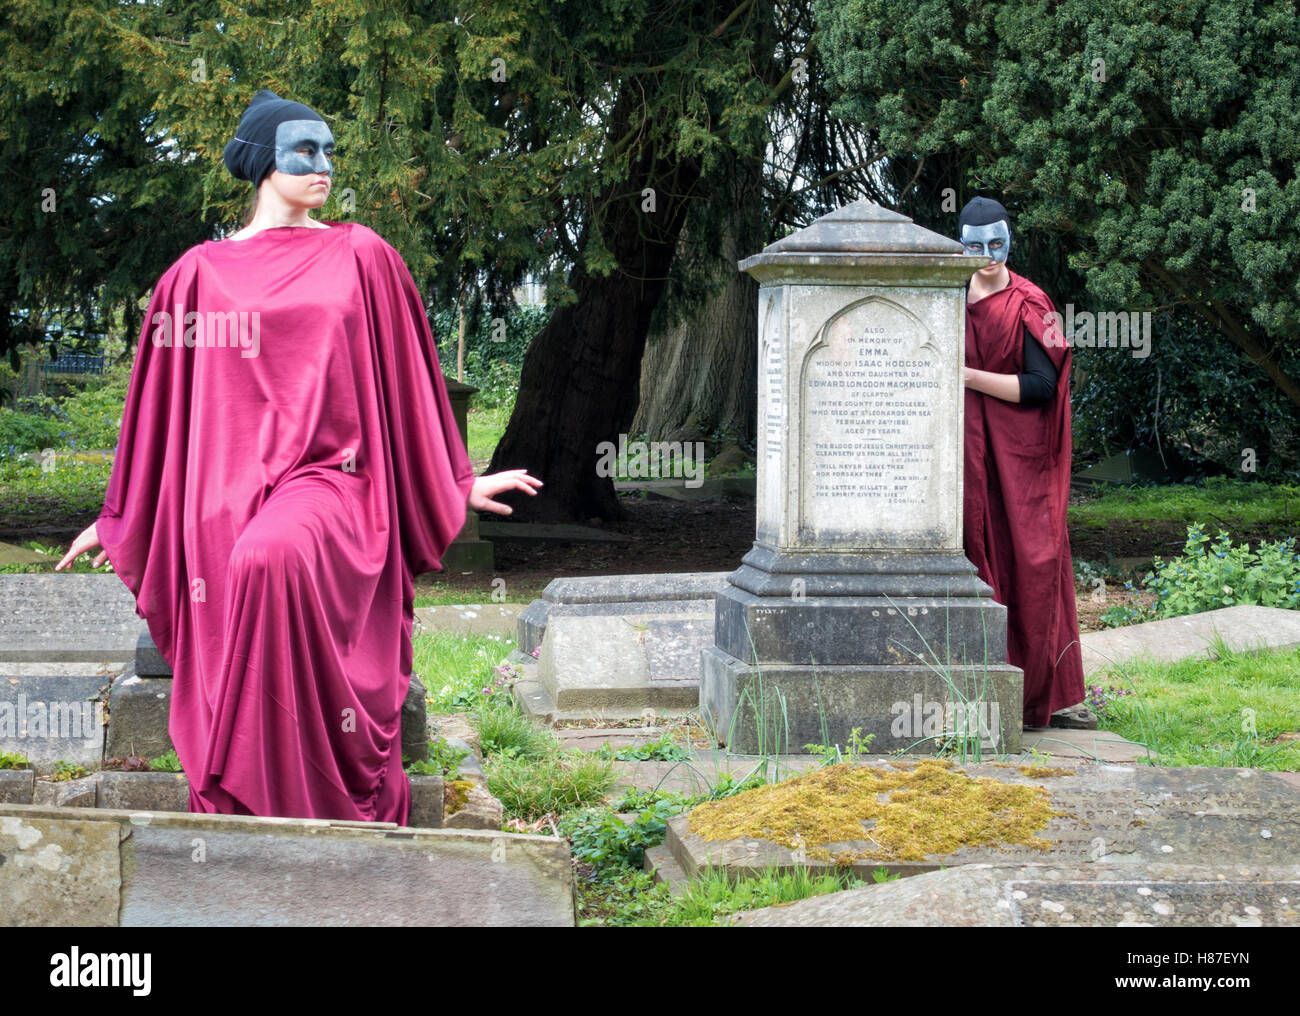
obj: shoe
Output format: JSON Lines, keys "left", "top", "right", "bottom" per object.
{"left": 1049, "top": 704, "right": 1097, "bottom": 729}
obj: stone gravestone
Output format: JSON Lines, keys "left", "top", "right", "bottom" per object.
{"left": 0, "top": 575, "right": 139, "bottom": 769}
{"left": 700, "top": 201, "right": 1021, "bottom": 754}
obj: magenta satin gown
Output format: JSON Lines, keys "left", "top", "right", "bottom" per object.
{"left": 96, "top": 221, "right": 474, "bottom": 823}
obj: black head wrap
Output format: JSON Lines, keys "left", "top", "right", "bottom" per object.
{"left": 222, "top": 89, "right": 327, "bottom": 187}
{"left": 958, "top": 196, "right": 1012, "bottom": 236}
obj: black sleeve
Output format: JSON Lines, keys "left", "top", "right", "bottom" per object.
{"left": 1018, "top": 325, "right": 1058, "bottom": 406}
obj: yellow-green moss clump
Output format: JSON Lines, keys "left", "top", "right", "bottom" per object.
{"left": 686, "top": 759, "right": 1064, "bottom": 863}
{"left": 1018, "top": 766, "right": 1076, "bottom": 779}
{"left": 444, "top": 779, "right": 474, "bottom": 817}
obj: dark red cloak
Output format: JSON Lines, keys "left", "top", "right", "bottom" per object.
{"left": 96, "top": 221, "right": 474, "bottom": 823}
{"left": 964, "top": 270, "right": 1084, "bottom": 725}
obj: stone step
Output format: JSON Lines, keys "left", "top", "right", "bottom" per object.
{"left": 643, "top": 843, "right": 691, "bottom": 897}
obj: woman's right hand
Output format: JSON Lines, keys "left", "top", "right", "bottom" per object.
{"left": 56, "top": 522, "right": 109, "bottom": 571}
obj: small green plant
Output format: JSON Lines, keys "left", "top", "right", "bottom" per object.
{"left": 871, "top": 866, "right": 900, "bottom": 884}
{"left": 0, "top": 750, "right": 32, "bottom": 770}
{"left": 407, "top": 737, "right": 470, "bottom": 778}
{"left": 50, "top": 761, "right": 90, "bottom": 781}
{"left": 804, "top": 726, "right": 875, "bottom": 765}
{"left": 561, "top": 796, "right": 685, "bottom": 872}
{"left": 598, "top": 732, "right": 692, "bottom": 762}
{"left": 148, "top": 749, "right": 183, "bottom": 772}
{"left": 1122, "top": 524, "right": 1300, "bottom": 621}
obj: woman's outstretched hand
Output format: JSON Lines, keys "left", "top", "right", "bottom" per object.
{"left": 470, "top": 469, "right": 543, "bottom": 515}
{"left": 56, "top": 522, "right": 108, "bottom": 571}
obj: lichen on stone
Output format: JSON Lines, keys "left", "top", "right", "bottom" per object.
{"left": 444, "top": 779, "right": 474, "bottom": 817}
{"left": 1018, "top": 766, "right": 1077, "bottom": 778}
{"left": 686, "top": 759, "right": 1064, "bottom": 864}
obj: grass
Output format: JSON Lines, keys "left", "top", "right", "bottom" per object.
{"left": 1094, "top": 638, "right": 1300, "bottom": 770}
{"left": 1069, "top": 476, "right": 1299, "bottom": 532}
{"left": 575, "top": 864, "right": 879, "bottom": 927}
{"left": 412, "top": 631, "right": 517, "bottom": 713}
{"left": 467, "top": 404, "right": 511, "bottom": 464}
{"left": 412, "top": 582, "right": 545, "bottom": 606}
{"left": 473, "top": 696, "right": 617, "bottom": 820}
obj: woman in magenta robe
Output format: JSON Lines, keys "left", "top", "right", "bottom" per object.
{"left": 958, "top": 197, "right": 1091, "bottom": 730}
{"left": 56, "top": 91, "right": 540, "bottom": 823}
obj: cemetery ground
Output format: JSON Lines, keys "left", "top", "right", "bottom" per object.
{"left": 2, "top": 439, "right": 1298, "bottom": 924}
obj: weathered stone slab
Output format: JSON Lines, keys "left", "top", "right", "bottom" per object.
{"left": 1080, "top": 605, "right": 1300, "bottom": 677}
{"left": 0, "top": 812, "right": 122, "bottom": 926}
{"left": 413, "top": 603, "right": 522, "bottom": 639}
{"left": 529, "top": 614, "right": 709, "bottom": 721}
{"left": 0, "top": 769, "right": 34, "bottom": 804}
{"left": 701, "top": 646, "right": 1022, "bottom": 755}
{"left": 0, "top": 574, "right": 142, "bottom": 661}
{"left": 734, "top": 862, "right": 1300, "bottom": 927}
{"left": 408, "top": 774, "right": 444, "bottom": 829}
{"left": 0, "top": 803, "right": 573, "bottom": 926}
{"left": 113, "top": 812, "right": 568, "bottom": 926}
{"left": 1019, "top": 728, "right": 1149, "bottom": 763}
{"left": 0, "top": 672, "right": 106, "bottom": 768}
{"left": 668, "top": 763, "right": 1300, "bottom": 882}
{"left": 97, "top": 771, "right": 189, "bottom": 812}
{"left": 33, "top": 774, "right": 100, "bottom": 807}
{"left": 105, "top": 668, "right": 173, "bottom": 761}
{"left": 516, "top": 571, "right": 728, "bottom": 655}
{"left": 402, "top": 675, "right": 427, "bottom": 763}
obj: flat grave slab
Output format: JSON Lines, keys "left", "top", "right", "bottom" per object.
{"left": 667, "top": 761, "right": 1300, "bottom": 882}
{"left": 734, "top": 861, "right": 1300, "bottom": 927}
{"left": 1080, "top": 605, "right": 1300, "bottom": 677}
{"left": 0, "top": 804, "right": 574, "bottom": 927}
{"left": 0, "top": 574, "right": 142, "bottom": 662}
{"left": 413, "top": 603, "right": 521, "bottom": 639}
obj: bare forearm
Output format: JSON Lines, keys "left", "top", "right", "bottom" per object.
{"left": 963, "top": 366, "right": 1021, "bottom": 403}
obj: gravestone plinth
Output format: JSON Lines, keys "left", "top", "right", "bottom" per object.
{"left": 701, "top": 202, "right": 1020, "bottom": 753}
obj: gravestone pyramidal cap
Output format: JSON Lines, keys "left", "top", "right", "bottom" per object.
{"left": 700, "top": 200, "right": 1023, "bottom": 753}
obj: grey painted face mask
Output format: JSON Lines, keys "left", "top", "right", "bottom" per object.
{"left": 960, "top": 221, "right": 1011, "bottom": 264}
{"left": 274, "top": 120, "right": 335, "bottom": 176}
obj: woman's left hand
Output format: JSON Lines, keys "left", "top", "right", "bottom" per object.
{"left": 469, "top": 469, "right": 543, "bottom": 515}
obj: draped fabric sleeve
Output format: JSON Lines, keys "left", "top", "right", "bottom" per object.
{"left": 351, "top": 229, "right": 474, "bottom": 576}
{"left": 95, "top": 256, "right": 199, "bottom": 667}
{"left": 1016, "top": 278, "right": 1073, "bottom": 466}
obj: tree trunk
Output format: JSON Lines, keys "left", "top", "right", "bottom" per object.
{"left": 488, "top": 107, "right": 703, "bottom": 522}
{"left": 632, "top": 153, "right": 763, "bottom": 447}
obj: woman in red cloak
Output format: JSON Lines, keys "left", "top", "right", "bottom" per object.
{"left": 56, "top": 91, "right": 541, "bottom": 824}
{"left": 958, "top": 197, "right": 1093, "bottom": 730}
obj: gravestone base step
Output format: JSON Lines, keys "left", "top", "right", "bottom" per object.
{"left": 700, "top": 645, "right": 1023, "bottom": 755}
